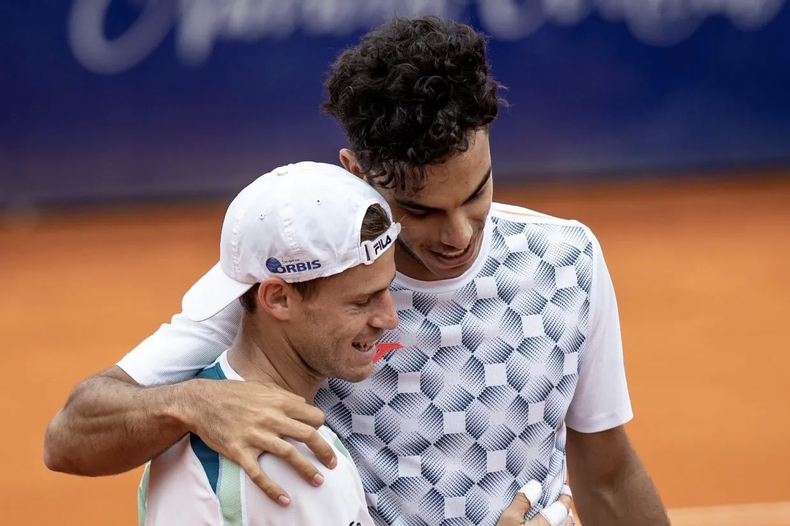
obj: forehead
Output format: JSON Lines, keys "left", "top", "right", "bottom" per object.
{"left": 314, "top": 251, "right": 396, "bottom": 296}
{"left": 387, "top": 130, "right": 491, "bottom": 206}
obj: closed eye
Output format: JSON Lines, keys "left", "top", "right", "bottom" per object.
{"left": 354, "top": 297, "right": 373, "bottom": 307}
{"left": 405, "top": 208, "right": 430, "bottom": 218}
{"left": 402, "top": 186, "right": 486, "bottom": 219}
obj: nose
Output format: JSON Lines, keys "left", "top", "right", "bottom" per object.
{"left": 439, "top": 210, "right": 473, "bottom": 250}
{"left": 370, "top": 290, "right": 399, "bottom": 331}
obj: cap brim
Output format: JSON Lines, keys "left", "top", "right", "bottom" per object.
{"left": 182, "top": 262, "right": 254, "bottom": 322}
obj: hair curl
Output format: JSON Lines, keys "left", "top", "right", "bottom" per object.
{"left": 322, "top": 16, "right": 506, "bottom": 192}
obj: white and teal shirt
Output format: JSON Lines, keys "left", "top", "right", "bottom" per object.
{"left": 137, "top": 351, "right": 373, "bottom": 526}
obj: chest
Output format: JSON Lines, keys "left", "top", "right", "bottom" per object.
{"left": 317, "top": 247, "right": 591, "bottom": 441}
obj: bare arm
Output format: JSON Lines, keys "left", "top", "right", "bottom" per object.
{"left": 43, "top": 365, "right": 337, "bottom": 504}
{"left": 566, "top": 426, "right": 670, "bottom": 526}
{"left": 44, "top": 366, "right": 195, "bottom": 475}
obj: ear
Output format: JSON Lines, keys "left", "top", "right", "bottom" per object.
{"left": 339, "top": 149, "right": 366, "bottom": 181}
{"left": 257, "top": 279, "right": 296, "bottom": 321}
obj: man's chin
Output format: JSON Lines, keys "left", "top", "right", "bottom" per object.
{"left": 424, "top": 239, "right": 482, "bottom": 278}
{"left": 397, "top": 237, "right": 481, "bottom": 281}
{"left": 342, "top": 367, "right": 375, "bottom": 384}
{"left": 425, "top": 259, "right": 476, "bottom": 280}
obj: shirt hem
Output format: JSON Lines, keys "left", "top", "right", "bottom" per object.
{"left": 565, "top": 405, "right": 634, "bottom": 434}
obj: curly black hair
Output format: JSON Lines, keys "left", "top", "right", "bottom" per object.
{"left": 322, "top": 15, "right": 506, "bottom": 192}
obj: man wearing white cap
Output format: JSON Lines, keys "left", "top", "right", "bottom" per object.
{"left": 139, "top": 161, "right": 401, "bottom": 525}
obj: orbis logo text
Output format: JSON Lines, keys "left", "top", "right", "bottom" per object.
{"left": 265, "top": 257, "right": 321, "bottom": 274}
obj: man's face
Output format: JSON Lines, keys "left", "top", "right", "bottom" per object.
{"left": 342, "top": 129, "right": 493, "bottom": 281}
{"left": 284, "top": 250, "right": 398, "bottom": 384}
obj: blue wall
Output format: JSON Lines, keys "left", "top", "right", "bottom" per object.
{"left": 2, "top": 1, "right": 789, "bottom": 207}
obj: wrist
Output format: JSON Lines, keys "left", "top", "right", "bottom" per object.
{"left": 161, "top": 379, "right": 205, "bottom": 435}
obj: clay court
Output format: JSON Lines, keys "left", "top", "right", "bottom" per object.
{"left": 3, "top": 174, "right": 789, "bottom": 524}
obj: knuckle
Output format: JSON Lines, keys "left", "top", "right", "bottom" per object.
{"left": 259, "top": 480, "right": 279, "bottom": 497}
{"left": 225, "top": 444, "right": 247, "bottom": 460}
{"left": 263, "top": 486, "right": 278, "bottom": 499}
{"left": 270, "top": 441, "right": 292, "bottom": 457}
{"left": 259, "top": 410, "right": 282, "bottom": 428}
{"left": 247, "top": 467, "right": 263, "bottom": 481}
{"left": 293, "top": 459, "right": 314, "bottom": 474}
{"left": 257, "top": 411, "right": 272, "bottom": 427}
{"left": 312, "top": 410, "right": 327, "bottom": 425}
{"left": 302, "top": 427, "right": 321, "bottom": 441}
{"left": 281, "top": 444, "right": 299, "bottom": 460}
{"left": 320, "top": 446, "right": 335, "bottom": 460}
{"left": 296, "top": 428, "right": 315, "bottom": 443}
{"left": 253, "top": 472, "right": 270, "bottom": 486}
{"left": 514, "top": 493, "right": 531, "bottom": 505}
{"left": 241, "top": 461, "right": 263, "bottom": 481}
{"left": 270, "top": 397, "right": 287, "bottom": 411}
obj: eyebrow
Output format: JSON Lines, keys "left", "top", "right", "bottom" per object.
{"left": 395, "top": 166, "right": 492, "bottom": 213}
{"left": 365, "top": 270, "right": 397, "bottom": 297}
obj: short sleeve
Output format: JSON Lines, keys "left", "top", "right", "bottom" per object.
{"left": 117, "top": 301, "right": 243, "bottom": 386}
{"left": 565, "top": 227, "right": 634, "bottom": 433}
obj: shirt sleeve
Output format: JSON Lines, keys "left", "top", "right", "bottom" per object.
{"left": 564, "top": 226, "right": 634, "bottom": 433}
{"left": 117, "top": 300, "right": 242, "bottom": 386}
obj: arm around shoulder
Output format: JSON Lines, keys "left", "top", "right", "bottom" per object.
{"left": 43, "top": 365, "right": 199, "bottom": 476}
{"left": 44, "top": 301, "right": 241, "bottom": 475}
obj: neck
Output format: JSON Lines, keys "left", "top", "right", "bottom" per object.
{"left": 226, "top": 315, "right": 324, "bottom": 403}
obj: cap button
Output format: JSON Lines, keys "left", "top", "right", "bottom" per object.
{"left": 275, "top": 166, "right": 289, "bottom": 176}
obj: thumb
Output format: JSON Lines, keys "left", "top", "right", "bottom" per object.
{"left": 537, "top": 493, "right": 572, "bottom": 526}
{"left": 497, "top": 480, "right": 543, "bottom": 525}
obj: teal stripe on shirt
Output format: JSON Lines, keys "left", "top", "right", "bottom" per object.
{"left": 190, "top": 362, "right": 227, "bottom": 494}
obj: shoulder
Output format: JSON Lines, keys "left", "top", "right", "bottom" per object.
{"left": 490, "top": 202, "right": 576, "bottom": 226}
{"left": 256, "top": 427, "right": 365, "bottom": 498}
{"left": 246, "top": 430, "right": 370, "bottom": 524}
{"left": 489, "top": 202, "right": 598, "bottom": 251}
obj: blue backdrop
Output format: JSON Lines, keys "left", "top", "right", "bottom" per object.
{"left": 2, "top": 1, "right": 789, "bottom": 207}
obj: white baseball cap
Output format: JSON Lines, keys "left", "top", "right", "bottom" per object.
{"left": 182, "top": 161, "right": 401, "bottom": 322}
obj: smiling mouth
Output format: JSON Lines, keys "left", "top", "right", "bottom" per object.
{"left": 437, "top": 247, "right": 467, "bottom": 258}
{"left": 352, "top": 342, "right": 375, "bottom": 353}
{"left": 430, "top": 242, "right": 474, "bottom": 266}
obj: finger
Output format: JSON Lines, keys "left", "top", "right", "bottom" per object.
{"left": 557, "top": 494, "right": 572, "bottom": 510}
{"left": 267, "top": 437, "right": 329, "bottom": 486}
{"left": 497, "top": 480, "right": 543, "bottom": 525}
{"left": 299, "top": 426, "right": 338, "bottom": 470}
{"left": 262, "top": 414, "right": 337, "bottom": 470}
{"left": 237, "top": 453, "right": 291, "bottom": 507}
{"left": 520, "top": 480, "right": 543, "bottom": 507}
{"left": 538, "top": 494, "right": 572, "bottom": 526}
{"left": 277, "top": 398, "right": 326, "bottom": 429}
